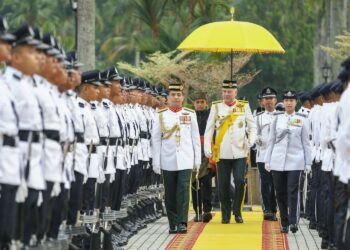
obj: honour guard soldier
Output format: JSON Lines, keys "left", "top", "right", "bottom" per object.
{"left": 190, "top": 91, "right": 213, "bottom": 223}
{"left": 78, "top": 70, "right": 101, "bottom": 215}
{"left": 204, "top": 79, "right": 257, "bottom": 224}
{"left": 0, "top": 16, "right": 20, "bottom": 250}
{"left": 255, "top": 87, "right": 278, "bottom": 221}
{"left": 152, "top": 82, "right": 201, "bottom": 234}
{"left": 6, "top": 24, "right": 46, "bottom": 248}
{"left": 264, "top": 90, "right": 311, "bottom": 234}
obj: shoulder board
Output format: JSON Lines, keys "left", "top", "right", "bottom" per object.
{"left": 78, "top": 102, "right": 85, "bottom": 108}
{"left": 91, "top": 103, "right": 97, "bottom": 110}
{"left": 157, "top": 108, "right": 168, "bottom": 113}
{"left": 256, "top": 111, "right": 264, "bottom": 116}
{"left": 295, "top": 112, "right": 307, "bottom": 118}
{"left": 184, "top": 107, "right": 194, "bottom": 113}
{"left": 273, "top": 111, "right": 284, "bottom": 116}
{"left": 212, "top": 100, "right": 222, "bottom": 104}
{"left": 102, "top": 102, "right": 110, "bottom": 109}
{"left": 13, "top": 73, "right": 21, "bottom": 81}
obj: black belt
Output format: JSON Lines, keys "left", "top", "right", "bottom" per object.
{"left": 44, "top": 130, "right": 60, "bottom": 142}
{"left": 3, "top": 135, "right": 16, "bottom": 147}
{"left": 88, "top": 145, "right": 97, "bottom": 154}
{"left": 140, "top": 132, "right": 149, "bottom": 139}
{"left": 19, "top": 130, "right": 41, "bottom": 143}
{"left": 109, "top": 137, "right": 119, "bottom": 146}
{"left": 76, "top": 133, "right": 84, "bottom": 143}
{"left": 128, "top": 139, "right": 138, "bottom": 146}
{"left": 100, "top": 137, "right": 109, "bottom": 146}
{"left": 118, "top": 140, "right": 125, "bottom": 147}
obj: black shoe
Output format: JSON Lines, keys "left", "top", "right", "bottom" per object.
{"left": 309, "top": 222, "right": 317, "bottom": 230}
{"left": 222, "top": 219, "right": 230, "bottom": 224}
{"left": 194, "top": 214, "right": 202, "bottom": 222}
{"left": 280, "top": 226, "right": 289, "bottom": 234}
{"left": 202, "top": 213, "right": 212, "bottom": 223}
{"left": 235, "top": 215, "right": 243, "bottom": 224}
{"left": 177, "top": 223, "right": 187, "bottom": 234}
{"left": 263, "top": 211, "right": 272, "bottom": 220}
{"left": 270, "top": 213, "right": 278, "bottom": 221}
{"left": 169, "top": 226, "right": 177, "bottom": 234}
{"left": 328, "top": 243, "right": 337, "bottom": 250}
{"left": 321, "top": 239, "right": 328, "bottom": 249}
{"left": 290, "top": 224, "right": 298, "bottom": 233}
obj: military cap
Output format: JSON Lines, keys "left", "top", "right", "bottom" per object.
{"left": 132, "top": 78, "right": 144, "bottom": 91}
{"left": 12, "top": 24, "right": 39, "bottom": 47}
{"left": 42, "top": 33, "right": 60, "bottom": 56}
{"left": 151, "top": 85, "right": 159, "bottom": 96}
{"left": 32, "top": 27, "right": 50, "bottom": 50}
{"left": 100, "top": 70, "right": 111, "bottom": 86}
{"left": 66, "top": 50, "right": 83, "bottom": 68}
{"left": 143, "top": 81, "right": 151, "bottom": 93}
{"left": 341, "top": 56, "right": 350, "bottom": 70}
{"left": 297, "top": 91, "right": 311, "bottom": 103}
{"left": 337, "top": 68, "right": 349, "bottom": 83}
{"left": 191, "top": 91, "right": 207, "bottom": 101}
{"left": 310, "top": 83, "right": 326, "bottom": 99}
{"left": 330, "top": 79, "right": 343, "bottom": 94}
{"left": 120, "top": 76, "right": 129, "bottom": 90}
{"left": 222, "top": 79, "right": 237, "bottom": 89}
{"left": 282, "top": 90, "right": 297, "bottom": 100}
{"left": 53, "top": 38, "right": 66, "bottom": 60}
{"left": 261, "top": 87, "right": 277, "bottom": 98}
{"left": 275, "top": 102, "right": 285, "bottom": 111}
{"left": 156, "top": 85, "right": 167, "bottom": 97}
{"left": 0, "top": 16, "right": 15, "bottom": 42}
{"left": 319, "top": 83, "right": 333, "bottom": 96}
{"left": 168, "top": 82, "right": 184, "bottom": 92}
{"left": 81, "top": 70, "right": 101, "bottom": 86}
{"left": 107, "top": 66, "right": 123, "bottom": 81}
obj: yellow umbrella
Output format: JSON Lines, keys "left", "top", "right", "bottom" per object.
{"left": 178, "top": 8, "right": 285, "bottom": 80}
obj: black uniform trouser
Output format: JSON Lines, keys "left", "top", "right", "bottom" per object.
{"left": 309, "top": 161, "right": 322, "bottom": 225}
{"left": 96, "top": 174, "right": 110, "bottom": 212}
{"left": 0, "top": 184, "right": 17, "bottom": 249}
{"left": 163, "top": 169, "right": 192, "bottom": 227}
{"left": 37, "top": 181, "right": 54, "bottom": 241}
{"left": 325, "top": 172, "right": 335, "bottom": 244}
{"left": 217, "top": 158, "right": 246, "bottom": 221}
{"left": 47, "top": 184, "right": 68, "bottom": 239}
{"left": 22, "top": 189, "right": 39, "bottom": 245}
{"left": 128, "top": 163, "right": 141, "bottom": 194}
{"left": 272, "top": 170, "right": 302, "bottom": 227}
{"left": 299, "top": 172, "right": 305, "bottom": 214}
{"left": 317, "top": 170, "right": 330, "bottom": 237}
{"left": 305, "top": 173, "right": 312, "bottom": 217}
{"left": 111, "top": 169, "right": 126, "bottom": 211}
{"left": 191, "top": 171, "right": 213, "bottom": 215}
{"left": 257, "top": 162, "right": 277, "bottom": 213}
{"left": 334, "top": 180, "right": 350, "bottom": 250}
{"left": 67, "top": 171, "right": 84, "bottom": 225}
{"left": 82, "top": 178, "right": 96, "bottom": 213}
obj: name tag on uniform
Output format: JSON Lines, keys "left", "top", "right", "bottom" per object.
{"left": 180, "top": 114, "right": 191, "bottom": 124}
{"left": 288, "top": 117, "right": 302, "bottom": 127}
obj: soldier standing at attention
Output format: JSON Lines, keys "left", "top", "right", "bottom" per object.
{"left": 204, "top": 79, "right": 257, "bottom": 224}
{"left": 152, "top": 82, "right": 201, "bottom": 234}
{"left": 264, "top": 91, "right": 312, "bottom": 234}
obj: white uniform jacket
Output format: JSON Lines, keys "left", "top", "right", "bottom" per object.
{"left": 264, "top": 112, "right": 312, "bottom": 171}
{"left": 255, "top": 110, "right": 275, "bottom": 163}
{"left": 152, "top": 107, "right": 201, "bottom": 171}
{"left": 204, "top": 100, "right": 257, "bottom": 159}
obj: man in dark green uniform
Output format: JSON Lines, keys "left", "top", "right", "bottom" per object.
{"left": 191, "top": 91, "right": 213, "bottom": 223}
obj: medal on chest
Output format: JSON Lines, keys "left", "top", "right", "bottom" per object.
{"left": 179, "top": 112, "right": 191, "bottom": 124}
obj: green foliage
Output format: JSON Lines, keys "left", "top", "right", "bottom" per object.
{"left": 322, "top": 32, "right": 350, "bottom": 61}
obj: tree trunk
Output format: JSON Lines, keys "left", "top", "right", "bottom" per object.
{"left": 77, "top": 0, "right": 95, "bottom": 71}
{"left": 313, "top": 0, "right": 349, "bottom": 85}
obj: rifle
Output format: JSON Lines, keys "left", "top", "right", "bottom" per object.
{"left": 103, "top": 137, "right": 110, "bottom": 171}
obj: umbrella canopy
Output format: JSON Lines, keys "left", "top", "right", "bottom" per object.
{"left": 178, "top": 21, "right": 285, "bottom": 53}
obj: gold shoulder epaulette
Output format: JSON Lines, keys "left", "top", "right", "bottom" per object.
{"left": 157, "top": 108, "right": 168, "bottom": 113}
{"left": 238, "top": 99, "right": 248, "bottom": 104}
{"left": 184, "top": 107, "right": 194, "bottom": 113}
{"left": 212, "top": 100, "right": 222, "bottom": 104}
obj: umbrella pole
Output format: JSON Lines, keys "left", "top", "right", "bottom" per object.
{"left": 230, "top": 49, "right": 233, "bottom": 81}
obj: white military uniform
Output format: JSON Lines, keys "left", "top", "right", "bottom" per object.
{"left": 152, "top": 107, "right": 201, "bottom": 172}
{"left": 309, "top": 104, "right": 322, "bottom": 163}
{"left": 115, "top": 104, "right": 128, "bottom": 171}
{"left": 204, "top": 99, "right": 257, "bottom": 159}
{"left": 4, "top": 67, "right": 45, "bottom": 191}
{"left": 264, "top": 112, "right": 312, "bottom": 171}
{"left": 0, "top": 74, "right": 20, "bottom": 186}
{"left": 255, "top": 110, "right": 275, "bottom": 163}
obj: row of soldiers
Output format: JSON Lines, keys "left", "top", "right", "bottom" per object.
{"left": 254, "top": 57, "right": 350, "bottom": 249}
{"left": 0, "top": 17, "right": 166, "bottom": 249}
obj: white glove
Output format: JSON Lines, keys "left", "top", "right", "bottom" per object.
{"left": 265, "top": 164, "right": 271, "bottom": 172}
{"left": 305, "top": 165, "right": 311, "bottom": 174}
{"left": 15, "top": 180, "right": 28, "bottom": 203}
{"left": 153, "top": 165, "right": 161, "bottom": 175}
{"left": 37, "top": 191, "right": 43, "bottom": 206}
{"left": 204, "top": 148, "right": 212, "bottom": 159}
{"left": 51, "top": 182, "right": 61, "bottom": 197}
{"left": 127, "top": 168, "right": 131, "bottom": 175}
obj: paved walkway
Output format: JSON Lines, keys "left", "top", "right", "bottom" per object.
{"left": 125, "top": 215, "right": 323, "bottom": 250}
